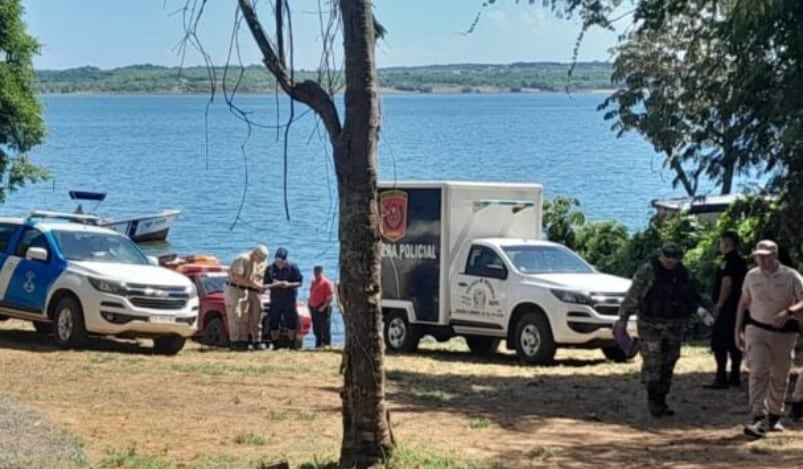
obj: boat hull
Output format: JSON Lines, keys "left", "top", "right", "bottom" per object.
{"left": 97, "top": 210, "right": 181, "bottom": 243}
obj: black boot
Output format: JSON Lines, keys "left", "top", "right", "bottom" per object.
{"left": 657, "top": 392, "right": 675, "bottom": 416}
{"left": 647, "top": 384, "right": 664, "bottom": 418}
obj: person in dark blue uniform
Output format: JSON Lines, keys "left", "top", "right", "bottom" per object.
{"left": 264, "top": 247, "right": 303, "bottom": 349}
{"left": 705, "top": 231, "right": 747, "bottom": 389}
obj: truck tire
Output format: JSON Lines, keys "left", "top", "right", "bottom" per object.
{"left": 602, "top": 339, "right": 639, "bottom": 362}
{"left": 513, "top": 312, "right": 556, "bottom": 365}
{"left": 53, "top": 297, "right": 89, "bottom": 349}
{"left": 465, "top": 336, "right": 500, "bottom": 356}
{"left": 202, "top": 316, "right": 229, "bottom": 348}
{"left": 383, "top": 310, "right": 420, "bottom": 353}
{"left": 153, "top": 335, "right": 186, "bottom": 355}
{"left": 33, "top": 321, "right": 53, "bottom": 335}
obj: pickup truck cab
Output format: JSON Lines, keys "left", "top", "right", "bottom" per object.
{"left": 379, "top": 181, "right": 636, "bottom": 364}
{"left": 0, "top": 212, "right": 198, "bottom": 354}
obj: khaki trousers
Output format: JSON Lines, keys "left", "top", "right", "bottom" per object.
{"left": 225, "top": 288, "right": 263, "bottom": 343}
{"left": 745, "top": 324, "right": 798, "bottom": 416}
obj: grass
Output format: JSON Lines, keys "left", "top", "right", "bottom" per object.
{"left": 169, "top": 362, "right": 307, "bottom": 376}
{"left": 412, "top": 387, "right": 456, "bottom": 402}
{"left": 528, "top": 445, "right": 561, "bottom": 460}
{"left": 99, "top": 445, "right": 174, "bottom": 469}
{"left": 467, "top": 417, "right": 492, "bottom": 429}
{"left": 233, "top": 432, "right": 268, "bottom": 446}
{"left": 383, "top": 445, "right": 479, "bottom": 469}
{"left": 266, "top": 410, "right": 287, "bottom": 421}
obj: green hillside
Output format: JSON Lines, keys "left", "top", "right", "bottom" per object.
{"left": 36, "top": 62, "right": 613, "bottom": 94}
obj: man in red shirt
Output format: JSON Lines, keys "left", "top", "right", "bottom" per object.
{"left": 309, "top": 265, "right": 336, "bottom": 349}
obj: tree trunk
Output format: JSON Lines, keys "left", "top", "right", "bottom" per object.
{"left": 668, "top": 151, "right": 696, "bottom": 196}
{"left": 335, "top": 1, "right": 393, "bottom": 468}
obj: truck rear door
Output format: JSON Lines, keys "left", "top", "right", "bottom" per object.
{"left": 450, "top": 244, "right": 508, "bottom": 332}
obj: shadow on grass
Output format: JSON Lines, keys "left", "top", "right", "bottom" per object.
{"left": 0, "top": 326, "right": 158, "bottom": 355}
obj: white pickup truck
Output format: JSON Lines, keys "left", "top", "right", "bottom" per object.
{"left": 0, "top": 212, "right": 199, "bottom": 354}
{"left": 379, "top": 181, "right": 636, "bottom": 364}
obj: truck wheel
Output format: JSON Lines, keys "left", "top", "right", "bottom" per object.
{"left": 53, "top": 297, "right": 88, "bottom": 349}
{"left": 153, "top": 335, "right": 186, "bottom": 355}
{"left": 202, "top": 317, "right": 229, "bottom": 348}
{"left": 465, "top": 336, "right": 500, "bottom": 356}
{"left": 383, "top": 310, "right": 419, "bottom": 353}
{"left": 33, "top": 321, "right": 53, "bottom": 335}
{"left": 513, "top": 312, "right": 556, "bottom": 365}
{"left": 602, "top": 339, "right": 639, "bottom": 362}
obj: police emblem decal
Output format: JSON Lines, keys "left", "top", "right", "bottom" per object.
{"left": 23, "top": 271, "right": 35, "bottom": 294}
{"left": 380, "top": 190, "right": 408, "bottom": 242}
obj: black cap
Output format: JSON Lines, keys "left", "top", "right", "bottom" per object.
{"left": 659, "top": 242, "right": 683, "bottom": 259}
{"left": 275, "top": 247, "right": 288, "bottom": 260}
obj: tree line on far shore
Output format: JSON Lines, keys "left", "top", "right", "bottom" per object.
{"left": 34, "top": 62, "right": 614, "bottom": 94}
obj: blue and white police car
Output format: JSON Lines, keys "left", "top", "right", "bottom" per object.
{"left": 0, "top": 212, "right": 198, "bottom": 354}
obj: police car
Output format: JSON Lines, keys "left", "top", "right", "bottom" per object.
{"left": 0, "top": 211, "right": 199, "bottom": 354}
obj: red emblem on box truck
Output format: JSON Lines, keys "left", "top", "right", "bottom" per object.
{"left": 380, "top": 190, "right": 408, "bottom": 242}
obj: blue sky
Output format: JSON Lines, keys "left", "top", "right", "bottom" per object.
{"left": 23, "top": 0, "right": 621, "bottom": 70}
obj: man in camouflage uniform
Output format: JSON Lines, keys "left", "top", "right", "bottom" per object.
{"left": 614, "top": 242, "right": 717, "bottom": 417}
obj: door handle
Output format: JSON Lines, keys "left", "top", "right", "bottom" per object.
{"left": 458, "top": 282, "right": 467, "bottom": 287}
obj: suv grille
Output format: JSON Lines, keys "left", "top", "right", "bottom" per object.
{"left": 131, "top": 297, "right": 187, "bottom": 310}
{"left": 591, "top": 293, "right": 625, "bottom": 317}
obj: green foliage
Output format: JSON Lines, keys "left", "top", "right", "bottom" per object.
{"left": 543, "top": 196, "right": 585, "bottom": 249}
{"left": 0, "top": 0, "right": 49, "bottom": 203}
{"left": 575, "top": 220, "right": 629, "bottom": 273}
{"left": 35, "top": 62, "right": 614, "bottom": 94}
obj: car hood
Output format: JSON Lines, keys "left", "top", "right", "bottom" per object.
{"left": 525, "top": 272, "right": 631, "bottom": 294}
{"left": 70, "top": 261, "right": 194, "bottom": 287}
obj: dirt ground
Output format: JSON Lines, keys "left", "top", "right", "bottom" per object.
{"left": 2, "top": 319, "right": 803, "bottom": 468}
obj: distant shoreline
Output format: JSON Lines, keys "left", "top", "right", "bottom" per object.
{"left": 38, "top": 86, "right": 616, "bottom": 97}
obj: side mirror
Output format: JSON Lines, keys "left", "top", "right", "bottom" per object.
{"left": 147, "top": 256, "right": 159, "bottom": 266}
{"left": 26, "top": 247, "right": 49, "bottom": 262}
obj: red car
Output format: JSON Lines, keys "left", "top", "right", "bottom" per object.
{"left": 165, "top": 259, "right": 311, "bottom": 349}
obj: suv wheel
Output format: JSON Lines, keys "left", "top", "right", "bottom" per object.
{"left": 513, "top": 312, "right": 556, "bottom": 365}
{"left": 53, "top": 297, "right": 88, "bottom": 349}
{"left": 202, "top": 317, "right": 229, "bottom": 347}
{"left": 383, "top": 310, "right": 419, "bottom": 353}
{"left": 153, "top": 335, "right": 186, "bottom": 355}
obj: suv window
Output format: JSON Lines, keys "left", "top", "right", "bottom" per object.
{"left": 0, "top": 224, "right": 19, "bottom": 253}
{"left": 465, "top": 246, "right": 507, "bottom": 279}
{"left": 15, "top": 228, "right": 50, "bottom": 261}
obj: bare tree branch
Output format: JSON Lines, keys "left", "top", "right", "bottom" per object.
{"left": 237, "top": 0, "right": 342, "bottom": 138}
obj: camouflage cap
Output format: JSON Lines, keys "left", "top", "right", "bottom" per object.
{"left": 659, "top": 242, "right": 683, "bottom": 259}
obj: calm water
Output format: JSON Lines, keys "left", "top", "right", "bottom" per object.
{"left": 3, "top": 93, "right": 710, "bottom": 347}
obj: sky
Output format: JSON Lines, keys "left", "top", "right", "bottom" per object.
{"left": 22, "top": 0, "right": 623, "bottom": 70}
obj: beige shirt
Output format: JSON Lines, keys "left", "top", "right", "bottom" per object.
{"left": 226, "top": 252, "right": 266, "bottom": 298}
{"left": 743, "top": 265, "right": 803, "bottom": 324}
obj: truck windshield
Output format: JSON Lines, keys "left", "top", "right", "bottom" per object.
{"left": 52, "top": 230, "right": 150, "bottom": 265}
{"left": 502, "top": 245, "right": 594, "bottom": 274}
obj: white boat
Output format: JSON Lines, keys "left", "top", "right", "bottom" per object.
{"left": 70, "top": 191, "right": 181, "bottom": 243}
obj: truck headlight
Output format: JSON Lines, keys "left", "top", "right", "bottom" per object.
{"left": 187, "top": 285, "right": 198, "bottom": 299}
{"left": 88, "top": 277, "right": 128, "bottom": 295}
{"left": 550, "top": 289, "right": 593, "bottom": 305}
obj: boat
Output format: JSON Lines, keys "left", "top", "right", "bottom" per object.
{"left": 69, "top": 190, "right": 181, "bottom": 243}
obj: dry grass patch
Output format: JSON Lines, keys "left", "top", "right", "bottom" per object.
{"left": 4, "top": 320, "right": 803, "bottom": 467}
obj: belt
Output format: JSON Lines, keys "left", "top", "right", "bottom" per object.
{"left": 227, "top": 282, "right": 260, "bottom": 293}
{"left": 746, "top": 316, "right": 800, "bottom": 334}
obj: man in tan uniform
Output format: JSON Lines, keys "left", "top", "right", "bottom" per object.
{"left": 737, "top": 240, "right": 803, "bottom": 438}
{"left": 225, "top": 245, "right": 269, "bottom": 351}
